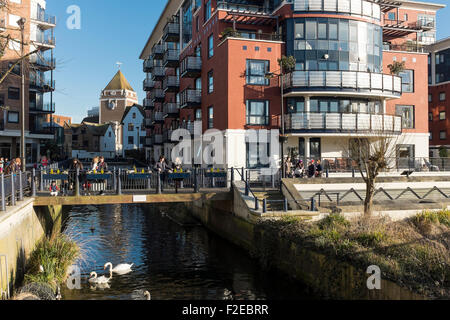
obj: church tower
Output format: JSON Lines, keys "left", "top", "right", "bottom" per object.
{"left": 99, "top": 70, "right": 138, "bottom": 124}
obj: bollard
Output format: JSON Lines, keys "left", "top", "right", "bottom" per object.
{"left": 311, "top": 197, "right": 316, "bottom": 211}
{"left": 117, "top": 168, "right": 122, "bottom": 195}
{"left": 241, "top": 167, "right": 244, "bottom": 181}
{"left": 39, "top": 169, "right": 44, "bottom": 192}
{"left": 336, "top": 193, "right": 340, "bottom": 206}
{"left": 284, "top": 198, "right": 288, "bottom": 212}
{"left": 1, "top": 174, "right": 5, "bottom": 211}
{"left": 75, "top": 168, "right": 80, "bottom": 197}
{"left": 326, "top": 168, "right": 329, "bottom": 178}
{"left": 11, "top": 173, "right": 15, "bottom": 207}
{"left": 262, "top": 198, "right": 267, "bottom": 213}
{"left": 18, "top": 171, "right": 23, "bottom": 201}
{"left": 194, "top": 167, "right": 199, "bottom": 193}
{"left": 156, "top": 171, "right": 161, "bottom": 194}
{"left": 245, "top": 181, "right": 249, "bottom": 197}
{"left": 255, "top": 197, "right": 259, "bottom": 210}
{"left": 32, "top": 169, "right": 36, "bottom": 197}
{"left": 231, "top": 167, "right": 234, "bottom": 182}
{"left": 351, "top": 167, "right": 355, "bottom": 178}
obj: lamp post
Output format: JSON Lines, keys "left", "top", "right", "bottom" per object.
{"left": 265, "top": 70, "right": 286, "bottom": 179}
{"left": 17, "top": 18, "right": 26, "bottom": 172}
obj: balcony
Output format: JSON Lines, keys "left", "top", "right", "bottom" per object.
{"left": 31, "top": 10, "right": 56, "bottom": 29}
{"left": 143, "top": 98, "right": 155, "bottom": 110}
{"left": 163, "top": 76, "right": 180, "bottom": 93}
{"left": 29, "top": 55, "right": 55, "bottom": 70}
{"left": 143, "top": 78, "right": 155, "bottom": 91}
{"left": 143, "top": 59, "right": 153, "bottom": 72}
{"left": 151, "top": 44, "right": 165, "bottom": 59}
{"left": 150, "top": 88, "right": 165, "bottom": 102}
{"left": 163, "top": 49, "right": 180, "bottom": 68}
{"left": 382, "top": 42, "right": 426, "bottom": 53}
{"left": 180, "top": 89, "right": 201, "bottom": 108}
{"left": 29, "top": 102, "right": 55, "bottom": 113}
{"left": 152, "top": 111, "right": 165, "bottom": 124}
{"left": 151, "top": 66, "right": 165, "bottom": 81}
{"left": 216, "top": 1, "right": 271, "bottom": 15}
{"left": 284, "top": 112, "right": 402, "bottom": 135}
{"left": 283, "top": 71, "right": 402, "bottom": 99}
{"left": 163, "top": 21, "right": 180, "bottom": 42}
{"left": 180, "top": 56, "right": 202, "bottom": 78}
{"left": 154, "top": 134, "right": 163, "bottom": 145}
{"left": 29, "top": 77, "right": 55, "bottom": 92}
{"left": 34, "top": 34, "right": 55, "bottom": 50}
{"left": 163, "top": 102, "right": 179, "bottom": 117}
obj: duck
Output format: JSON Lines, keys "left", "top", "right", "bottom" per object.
{"left": 130, "top": 289, "right": 151, "bottom": 300}
{"left": 88, "top": 270, "right": 112, "bottom": 284}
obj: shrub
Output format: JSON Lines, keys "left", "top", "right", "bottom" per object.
{"left": 355, "top": 231, "right": 387, "bottom": 247}
{"left": 319, "top": 213, "right": 350, "bottom": 229}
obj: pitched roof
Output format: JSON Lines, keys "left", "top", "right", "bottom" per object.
{"left": 83, "top": 122, "right": 111, "bottom": 136}
{"left": 120, "top": 104, "right": 145, "bottom": 124}
{"left": 104, "top": 70, "right": 135, "bottom": 91}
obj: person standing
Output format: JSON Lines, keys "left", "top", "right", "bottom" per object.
{"left": 154, "top": 156, "right": 167, "bottom": 192}
{"left": 316, "top": 159, "right": 323, "bottom": 178}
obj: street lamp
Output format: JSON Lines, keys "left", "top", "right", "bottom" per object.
{"left": 265, "top": 70, "right": 287, "bottom": 179}
{"left": 17, "top": 17, "right": 26, "bottom": 171}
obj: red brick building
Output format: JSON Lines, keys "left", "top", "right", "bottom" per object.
{"left": 140, "top": 0, "right": 445, "bottom": 168}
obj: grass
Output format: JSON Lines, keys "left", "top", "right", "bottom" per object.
{"left": 24, "top": 233, "right": 80, "bottom": 291}
{"left": 258, "top": 209, "right": 450, "bottom": 299}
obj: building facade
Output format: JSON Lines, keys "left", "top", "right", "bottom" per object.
{"left": 0, "top": 0, "right": 56, "bottom": 164}
{"left": 427, "top": 37, "right": 450, "bottom": 157}
{"left": 121, "top": 104, "right": 146, "bottom": 155}
{"left": 140, "top": 0, "right": 444, "bottom": 168}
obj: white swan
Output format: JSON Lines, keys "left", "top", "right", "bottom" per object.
{"left": 104, "top": 262, "right": 134, "bottom": 275}
{"left": 88, "top": 270, "right": 112, "bottom": 284}
{"left": 130, "top": 289, "right": 151, "bottom": 300}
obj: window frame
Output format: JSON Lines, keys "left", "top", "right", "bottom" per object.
{"left": 246, "top": 59, "right": 270, "bottom": 86}
{"left": 7, "top": 111, "right": 19, "bottom": 123}
{"left": 207, "top": 70, "right": 214, "bottom": 94}
{"left": 208, "top": 34, "right": 214, "bottom": 58}
{"left": 246, "top": 100, "right": 269, "bottom": 126}
{"left": 398, "top": 69, "right": 414, "bottom": 93}
{"left": 207, "top": 106, "right": 213, "bottom": 129}
{"left": 396, "top": 105, "right": 415, "bottom": 129}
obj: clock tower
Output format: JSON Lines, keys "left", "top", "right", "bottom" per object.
{"left": 99, "top": 70, "right": 138, "bottom": 124}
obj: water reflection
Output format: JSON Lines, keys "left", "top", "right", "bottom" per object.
{"left": 61, "top": 204, "right": 315, "bottom": 300}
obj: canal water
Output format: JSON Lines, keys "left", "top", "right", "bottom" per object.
{"left": 60, "top": 204, "right": 316, "bottom": 300}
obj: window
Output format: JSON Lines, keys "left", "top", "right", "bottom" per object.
{"left": 8, "top": 87, "right": 20, "bottom": 100}
{"left": 204, "top": 0, "right": 211, "bottom": 22}
{"left": 207, "top": 70, "right": 213, "bottom": 93}
{"left": 295, "top": 23, "right": 304, "bottom": 39}
{"left": 429, "top": 132, "right": 432, "bottom": 140}
{"left": 132, "top": 112, "right": 136, "bottom": 119}
{"left": 7, "top": 111, "right": 19, "bottom": 123}
{"left": 207, "top": 106, "right": 213, "bottom": 129}
{"left": 399, "top": 70, "right": 414, "bottom": 93}
{"left": 396, "top": 105, "right": 415, "bottom": 129}
{"left": 246, "top": 100, "right": 269, "bottom": 125}
{"left": 429, "top": 94, "right": 432, "bottom": 102}
{"left": 429, "top": 112, "right": 433, "bottom": 121}
{"left": 8, "top": 62, "right": 20, "bottom": 75}
{"left": 208, "top": 34, "right": 214, "bottom": 58}
{"left": 195, "top": 109, "right": 202, "bottom": 120}
{"left": 388, "top": 12, "right": 395, "bottom": 20}
{"left": 440, "top": 131, "right": 446, "bottom": 140}
{"left": 128, "top": 136, "right": 134, "bottom": 144}
{"left": 243, "top": 45, "right": 247, "bottom": 50}
{"left": 404, "top": 14, "right": 408, "bottom": 21}
{"left": 246, "top": 60, "right": 269, "bottom": 85}
{"left": 195, "top": 77, "right": 202, "bottom": 90}
{"left": 439, "top": 92, "right": 446, "bottom": 101}
{"left": 439, "top": 111, "right": 446, "bottom": 120}
{"left": 246, "top": 142, "right": 270, "bottom": 169}
{"left": 128, "top": 123, "right": 134, "bottom": 131}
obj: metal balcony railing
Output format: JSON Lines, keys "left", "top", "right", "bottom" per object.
{"left": 154, "top": 134, "right": 163, "bottom": 145}
{"left": 143, "top": 59, "right": 153, "bottom": 72}
{"left": 163, "top": 21, "right": 180, "bottom": 42}
{"left": 152, "top": 44, "right": 165, "bottom": 57}
{"left": 284, "top": 112, "right": 402, "bottom": 134}
{"left": 152, "top": 111, "right": 164, "bottom": 123}
{"left": 143, "top": 78, "right": 155, "bottom": 91}
{"left": 163, "top": 129, "right": 175, "bottom": 142}
{"left": 180, "top": 121, "right": 202, "bottom": 135}
{"left": 151, "top": 66, "right": 165, "bottom": 80}
{"left": 145, "top": 137, "right": 153, "bottom": 147}
{"left": 144, "top": 118, "right": 153, "bottom": 128}
{"left": 180, "top": 89, "right": 201, "bottom": 108}
{"left": 32, "top": 11, "right": 56, "bottom": 25}
{"left": 216, "top": 1, "right": 271, "bottom": 15}
{"left": 150, "top": 88, "right": 164, "bottom": 102}
{"left": 143, "top": 98, "right": 154, "bottom": 109}
{"left": 283, "top": 71, "right": 402, "bottom": 98}
{"left": 163, "top": 76, "right": 180, "bottom": 92}
{"left": 163, "top": 102, "right": 179, "bottom": 115}
{"left": 163, "top": 49, "right": 180, "bottom": 67}
{"left": 180, "top": 56, "right": 202, "bottom": 78}
{"left": 29, "top": 55, "right": 55, "bottom": 69}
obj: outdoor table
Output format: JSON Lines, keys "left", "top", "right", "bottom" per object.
{"left": 168, "top": 172, "right": 191, "bottom": 193}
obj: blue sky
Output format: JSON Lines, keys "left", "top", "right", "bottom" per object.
{"left": 50, "top": 0, "right": 450, "bottom": 123}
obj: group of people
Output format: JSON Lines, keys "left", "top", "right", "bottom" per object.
{"left": 0, "top": 157, "right": 22, "bottom": 174}
{"left": 285, "top": 157, "right": 324, "bottom": 178}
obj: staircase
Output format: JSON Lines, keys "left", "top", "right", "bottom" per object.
{"left": 253, "top": 189, "right": 286, "bottom": 211}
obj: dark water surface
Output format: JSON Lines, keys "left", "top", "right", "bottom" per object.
{"left": 60, "top": 204, "right": 316, "bottom": 300}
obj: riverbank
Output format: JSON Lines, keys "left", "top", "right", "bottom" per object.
{"left": 188, "top": 195, "right": 449, "bottom": 299}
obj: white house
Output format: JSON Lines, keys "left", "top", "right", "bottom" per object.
{"left": 121, "top": 104, "right": 146, "bottom": 156}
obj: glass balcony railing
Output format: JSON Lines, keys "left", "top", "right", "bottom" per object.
{"left": 29, "top": 77, "right": 55, "bottom": 91}
{"left": 216, "top": 1, "right": 271, "bottom": 15}
{"left": 284, "top": 112, "right": 402, "bottom": 134}
{"left": 29, "top": 102, "right": 55, "bottom": 113}
{"left": 35, "top": 34, "right": 55, "bottom": 46}
{"left": 283, "top": 71, "right": 402, "bottom": 98}
{"left": 29, "top": 55, "right": 56, "bottom": 69}
{"left": 32, "top": 11, "right": 56, "bottom": 25}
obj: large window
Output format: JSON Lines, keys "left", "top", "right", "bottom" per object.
{"left": 399, "top": 70, "right": 414, "bottom": 93}
{"left": 204, "top": 0, "right": 211, "bottom": 22}
{"left": 246, "top": 60, "right": 269, "bottom": 85}
{"left": 246, "top": 141, "right": 270, "bottom": 169}
{"left": 246, "top": 100, "right": 269, "bottom": 125}
{"left": 208, "top": 34, "right": 214, "bottom": 58}
{"left": 396, "top": 105, "right": 415, "bottom": 129}
{"left": 8, "top": 87, "right": 20, "bottom": 100}
{"left": 7, "top": 111, "right": 19, "bottom": 123}
{"left": 207, "top": 70, "right": 214, "bottom": 93}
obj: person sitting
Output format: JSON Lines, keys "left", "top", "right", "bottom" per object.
{"left": 315, "top": 159, "right": 323, "bottom": 178}
{"left": 294, "top": 161, "right": 304, "bottom": 178}
{"left": 91, "top": 156, "right": 99, "bottom": 172}
{"left": 98, "top": 156, "right": 108, "bottom": 171}
{"left": 49, "top": 181, "right": 59, "bottom": 197}
{"left": 307, "top": 160, "right": 316, "bottom": 178}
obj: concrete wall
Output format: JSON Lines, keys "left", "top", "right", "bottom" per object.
{"left": 0, "top": 200, "right": 61, "bottom": 299}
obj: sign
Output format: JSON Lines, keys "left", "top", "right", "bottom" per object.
{"left": 133, "top": 195, "right": 147, "bottom": 203}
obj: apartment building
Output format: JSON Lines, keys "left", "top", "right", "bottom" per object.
{"left": 0, "top": 0, "right": 56, "bottom": 164}
{"left": 139, "top": 0, "right": 444, "bottom": 168}
{"left": 45, "top": 114, "right": 71, "bottom": 127}
{"left": 427, "top": 37, "right": 450, "bottom": 157}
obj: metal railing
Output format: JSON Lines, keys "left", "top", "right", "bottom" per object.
{"left": 143, "top": 98, "right": 154, "bottom": 109}
{"left": 163, "top": 76, "right": 180, "bottom": 91}
{"left": 150, "top": 88, "right": 164, "bottom": 101}
{"left": 180, "top": 89, "right": 201, "bottom": 108}
{"left": 163, "top": 102, "right": 179, "bottom": 115}
{"left": 152, "top": 44, "right": 165, "bottom": 56}
{"left": 285, "top": 112, "right": 402, "bottom": 134}
{"left": 32, "top": 11, "right": 56, "bottom": 25}
{"left": 163, "top": 49, "right": 179, "bottom": 65}
{"left": 151, "top": 67, "right": 165, "bottom": 79}
{"left": 180, "top": 56, "right": 202, "bottom": 77}
{"left": 0, "top": 172, "right": 31, "bottom": 211}
{"left": 163, "top": 22, "right": 180, "bottom": 41}
{"left": 216, "top": 1, "right": 272, "bottom": 15}
{"left": 143, "top": 59, "right": 153, "bottom": 72}
{"left": 283, "top": 71, "right": 402, "bottom": 97}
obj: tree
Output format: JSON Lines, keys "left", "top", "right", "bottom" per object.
{"left": 439, "top": 146, "right": 448, "bottom": 158}
{"left": 220, "top": 27, "right": 241, "bottom": 39}
{"left": 348, "top": 133, "right": 401, "bottom": 217}
{"left": 387, "top": 61, "right": 405, "bottom": 75}
{"left": 277, "top": 55, "right": 296, "bottom": 73}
